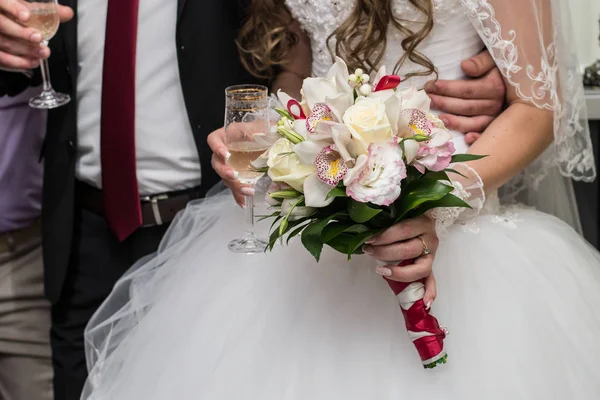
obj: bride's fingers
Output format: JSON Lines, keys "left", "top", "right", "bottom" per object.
{"left": 375, "top": 255, "right": 434, "bottom": 282}
{"left": 364, "top": 231, "right": 438, "bottom": 261}
{"left": 367, "top": 215, "right": 435, "bottom": 246}
{"left": 423, "top": 273, "right": 437, "bottom": 308}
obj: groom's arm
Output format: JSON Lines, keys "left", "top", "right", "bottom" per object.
{"left": 425, "top": 50, "right": 506, "bottom": 144}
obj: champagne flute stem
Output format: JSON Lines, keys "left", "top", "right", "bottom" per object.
{"left": 245, "top": 193, "right": 255, "bottom": 235}
{"left": 39, "top": 41, "right": 53, "bottom": 93}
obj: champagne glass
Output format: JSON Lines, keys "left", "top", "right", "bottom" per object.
{"left": 224, "top": 85, "right": 270, "bottom": 254}
{"left": 23, "top": 0, "right": 70, "bottom": 109}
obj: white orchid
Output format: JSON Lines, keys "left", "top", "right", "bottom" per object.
{"left": 301, "top": 57, "right": 354, "bottom": 121}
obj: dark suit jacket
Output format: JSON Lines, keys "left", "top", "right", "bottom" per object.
{"left": 0, "top": 0, "right": 259, "bottom": 303}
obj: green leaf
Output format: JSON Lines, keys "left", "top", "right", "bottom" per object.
{"left": 257, "top": 211, "right": 281, "bottom": 222}
{"left": 321, "top": 222, "right": 369, "bottom": 243}
{"left": 395, "top": 179, "right": 454, "bottom": 221}
{"left": 275, "top": 108, "right": 295, "bottom": 121}
{"left": 444, "top": 168, "right": 467, "bottom": 179}
{"left": 321, "top": 222, "right": 355, "bottom": 243}
{"left": 323, "top": 229, "right": 376, "bottom": 258}
{"left": 405, "top": 193, "right": 471, "bottom": 219}
{"left": 348, "top": 200, "right": 383, "bottom": 223}
{"left": 423, "top": 170, "right": 450, "bottom": 182}
{"left": 325, "top": 233, "right": 354, "bottom": 254}
{"left": 268, "top": 227, "right": 281, "bottom": 252}
{"left": 286, "top": 222, "right": 310, "bottom": 245}
{"left": 301, "top": 213, "right": 344, "bottom": 262}
{"left": 279, "top": 196, "right": 305, "bottom": 236}
{"left": 326, "top": 187, "right": 347, "bottom": 199}
{"left": 269, "top": 215, "right": 283, "bottom": 232}
{"left": 450, "top": 154, "right": 486, "bottom": 163}
{"left": 347, "top": 230, "right": 378, "bottom": 254}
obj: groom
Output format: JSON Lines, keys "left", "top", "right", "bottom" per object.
{"left": 0, "top": 1, "right": 504, "bottom": 399}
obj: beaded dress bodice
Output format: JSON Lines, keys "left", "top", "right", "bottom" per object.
{"left": 284, "top": 0, "right": 482, "bottom": 94}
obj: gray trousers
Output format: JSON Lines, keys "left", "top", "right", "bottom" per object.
{"left": 0, "top": 232, "right": 52, "bottom": 400}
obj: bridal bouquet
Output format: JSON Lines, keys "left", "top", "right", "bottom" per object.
{"left": 252, "top": 58, "right": 482, "bottom": 369}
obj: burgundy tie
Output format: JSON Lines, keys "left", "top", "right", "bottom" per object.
{"left": 100, "top": 0, "right": 141, "bottom": 241}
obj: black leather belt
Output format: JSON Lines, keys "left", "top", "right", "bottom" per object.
{"left": 76, "top": 181, "right": 202, "bottom": 227}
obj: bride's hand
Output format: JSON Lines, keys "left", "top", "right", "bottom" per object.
{"left": 424, "top": 50, "right": 505, "bottom": 145}
{"left": 207, "top": 127, "right": 254, "bottom": 207}
{"left": 362, "top": 215, "right": 439, "bottom": 305}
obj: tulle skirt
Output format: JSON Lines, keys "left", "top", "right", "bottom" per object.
{"left": 83, "top": 191, "right": 600, "bottom": 399}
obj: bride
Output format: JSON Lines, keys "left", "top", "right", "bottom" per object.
{"left": 82, "top": 0, "right": 600, "bottom": 398}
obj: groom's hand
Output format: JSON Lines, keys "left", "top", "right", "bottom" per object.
{"left": 207, "top": 127, "right": 253, "bottom": 207}
{"left": 0, "top": 0, "right": 74, "bottom": 70}
{"left": 362, "top": 215, "right": 439, "bottom": 306}
{"left": 424, "top": 50, "right": 506, "bottom": 145}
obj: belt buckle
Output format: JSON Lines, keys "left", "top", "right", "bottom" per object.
{"left": 141, "top": 194, "right": 169, "bottom": 226}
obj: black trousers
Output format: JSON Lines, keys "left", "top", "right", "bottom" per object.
{"left": 50, "top": 206, "right": 170, "bottom": 400}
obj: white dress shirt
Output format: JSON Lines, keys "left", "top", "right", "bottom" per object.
{"left": 76, "top": 0, "right": 201, "bottom": 196}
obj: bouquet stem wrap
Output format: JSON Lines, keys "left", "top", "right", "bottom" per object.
{"left": 382, "top": 260, "right": 448, "bottom": 369}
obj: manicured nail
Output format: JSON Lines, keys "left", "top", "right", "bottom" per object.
{"left": 439, "top": 116, "right": 449, "bottom": 126}
{"left": 224, "top": 151, "right": 231, "bottom": 160}
{"left": 227, "top": 170, "right": 238, "bottom": 180}
{"left": 241, "top": 187, "right": 255, "bottom": 196}
{"left": 425, "top": 301, "right": 432, "bottom": 310}
{"left": 39, "top": 47, "right": 49, "bottom": 57}
{"left": 362, "top": 245, "right": 373, "bottom": 255}
{"left": 31, "top": 32, "right": 42, "bottom": 43}
{"left": 375, "top": 266, "right": 392, "bottom": 277}
{"left": 18, "top": 10, "right": 30, "bottom": 21}
{"left": 365, "top": 238, "right": 375, "bottom": 244}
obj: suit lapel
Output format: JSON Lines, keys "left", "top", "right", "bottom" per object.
{"left": 177, "top": 0, "right": 187, "bottom": 21}
{"left": 59, "top": 0, "right": 77, "bottom": 91}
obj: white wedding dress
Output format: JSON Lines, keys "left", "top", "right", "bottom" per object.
{"left": 83, "top": 1, "right": 600, "bottom": 399}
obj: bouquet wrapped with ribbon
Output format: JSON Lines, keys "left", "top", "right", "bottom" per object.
{"left": 252, "top": 58, "right": 483, "bottom": 369}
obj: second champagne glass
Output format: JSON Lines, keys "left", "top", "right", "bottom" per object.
{"left": 23, "top": 0, "right": 71, "bottom": 109}
{"left": 224, "top": 84, "right": 270, "bottom": 254}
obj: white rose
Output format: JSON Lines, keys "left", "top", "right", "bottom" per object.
{"left": 267, "top": 138, "right": 315, "bottom": 192}
{"left": 342, "top": 97, "right": 393, "bottom": 155}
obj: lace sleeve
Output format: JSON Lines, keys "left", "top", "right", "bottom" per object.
{"left": 460, "top": 0, "right": 596, "bottom": 200}
{"left": 429, "top": 163, "right": 485, "bottom": 235}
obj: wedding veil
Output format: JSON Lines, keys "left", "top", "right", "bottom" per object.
{"left": 461, "top": 0, "right": 596, "bottom": 231}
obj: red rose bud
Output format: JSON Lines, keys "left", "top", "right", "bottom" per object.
{"left": 374, "top": 75, "right": 402, "bottom": 92}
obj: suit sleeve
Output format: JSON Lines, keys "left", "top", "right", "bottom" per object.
{"left": 0, "top": 69, "right": 41, "bottom": 97}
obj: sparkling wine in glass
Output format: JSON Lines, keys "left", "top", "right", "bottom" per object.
{"left": 224, "top": 84, "right": 270, "bottom": 254}
{"left": 23, "top": 0, "right": 71, "bottom": 109}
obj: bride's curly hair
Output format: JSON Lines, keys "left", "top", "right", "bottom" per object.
{"left": 237, "top": 0, "right": 437, "bottom": 81}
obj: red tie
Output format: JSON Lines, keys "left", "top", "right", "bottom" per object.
{"left": 100, "top": 0, "right": 141, "bottom": 241}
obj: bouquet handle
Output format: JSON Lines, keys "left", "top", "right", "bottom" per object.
{"left": 382, "top": 260, "right": 448, "bottom": 368}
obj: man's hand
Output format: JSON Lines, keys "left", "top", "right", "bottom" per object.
{"left": 0, "top": 0, "right": 73, "bottom": 70}
{"left": 424, "top": 50, "right": 506, "bottom": 145}
{"left": 362, "top": 215, "right": 439, "bottom": 306}
{"left": 207, "top": 127, "right": 254, "bottom": 207}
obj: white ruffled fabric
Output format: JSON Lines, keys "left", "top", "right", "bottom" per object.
{"left": 429, "top": 163, "right": 486, "bottom": 235}
{"left": 82, "top": 190, "right": 600, "bottom": 399}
